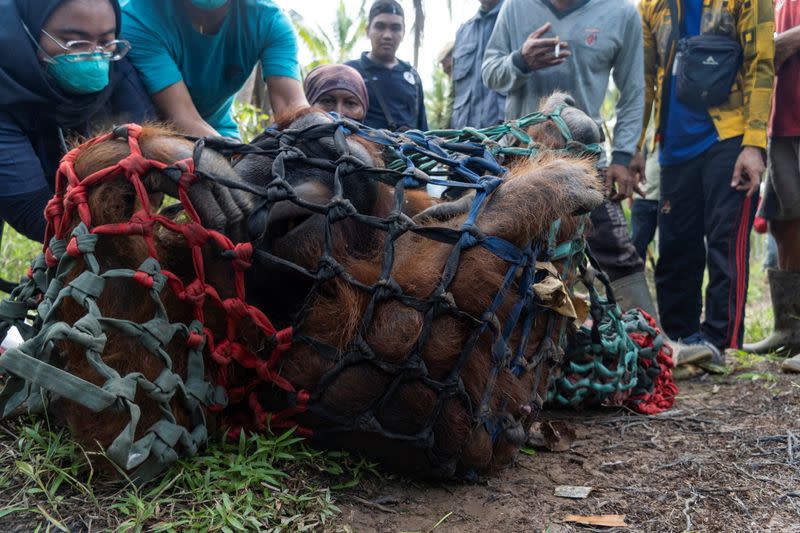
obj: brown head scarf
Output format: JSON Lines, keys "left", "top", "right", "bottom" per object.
{"left": 303, "top": 64, "right": 369, "bottom": 113}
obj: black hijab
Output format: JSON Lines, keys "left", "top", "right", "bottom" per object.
{"left": 0, "top": 0, "right": 123, "bottom": 129}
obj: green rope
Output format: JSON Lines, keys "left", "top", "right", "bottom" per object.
{"left": 387, "top": 106, "right": 603, "bottom": 175}
{"left": 547, "top": 304, "right": 640, "bottom": 407}
{"left": 0, "top": 222, "right": 225, "bottom": 482}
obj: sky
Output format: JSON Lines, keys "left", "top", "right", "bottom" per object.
{"left": 273, "top": 0, "right": 481, "bottom": 84}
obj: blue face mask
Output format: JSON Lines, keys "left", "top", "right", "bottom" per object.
{"left": 46, "top": 52, "right": 111, "bottom": 95}
{"left": 190, "top": 0, "right": 229, "bottom": 9}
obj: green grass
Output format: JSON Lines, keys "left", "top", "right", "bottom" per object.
{"left": 0, "top": 416, "right": 374, "bottom": 531}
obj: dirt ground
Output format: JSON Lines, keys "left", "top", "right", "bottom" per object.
{"left": 337, "top": 360, "right": 800, "bottom": 533}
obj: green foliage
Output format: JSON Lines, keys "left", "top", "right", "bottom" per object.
{"left": 0, "top": 224, "right": 39, "bottom": 293}
{"left": 743, "top": 258, "right": 774, "bottom": 346}
{"left": 233, "top": 102, "right": 271, "bottom": 143}
{"left": 424, "top": 64, "right": 452, "bottom": 130}
{"left": 600, "top": 83, "right": 620, "bottom": 148}
{"left": 290, "top": 0, "right": 367, "bottom": 71}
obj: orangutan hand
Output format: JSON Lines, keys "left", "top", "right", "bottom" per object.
{"left": 731, "top": 146, "right": 765, "bottom": 197}
{"left": 605, "top": 163, "right": 643, "bottom": 202}
{"left": 520, "top": 23, "right": 570, "bottom": 71}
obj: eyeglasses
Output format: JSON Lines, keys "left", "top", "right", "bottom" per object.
{"left": 39, "top": 29, "right": 130, "bottom": 62}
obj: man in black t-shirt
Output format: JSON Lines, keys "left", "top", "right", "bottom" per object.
{"left": 346, "top": 0, "right": 428, "bottom": 131}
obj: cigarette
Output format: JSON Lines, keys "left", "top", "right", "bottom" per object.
{"left": 555, "top": 38, "right": 561, "bottom": 58}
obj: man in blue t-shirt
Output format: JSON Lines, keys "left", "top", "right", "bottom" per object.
{"left": 636, "top": 0, "right": 774, "bottom": 361}
{"left": 121, "top": 0, "right": 308, "bottom": 138}
{"left": 346, "top": 0, "right": 428, "bottom": 131}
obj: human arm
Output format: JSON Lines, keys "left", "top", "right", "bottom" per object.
{"left": 0, "top": 115, "right": 51, "bottom": 242}
{"left": 265, "top": 76, "right": 309, "bottom": 121}
{"left": 736, "top": 0, "right": 774, "bottom": 151}
{"left": 151, "top": 82, "right": 220, "bottom": 137}
{"left": 730, "top": 146, "right": 765, "bottom": 197}
{"left": 631, "top": 1, "right": 659, "bottom": 185}
{"left": 482, "top": 21, "right": 569, "bottom": 94}
{"left": 775, "top": 25, "right": 800, "bottom": 69}
{"left": 636, "top": 0, "right": 658, "bottom": 154}
{"left": 727, "top": 0, "right": 773, "bottom": 195}
{"left": 607, "top": 7, "right": 646, "bottom": 200}
{"left": 121, "top": 7, "right": 218, "bottom": 136}
{"left": 258, "top": 6, "right": 307, "bottom": 121}
{"left": 481, "top": 2, "right": 542, "bottom": 94}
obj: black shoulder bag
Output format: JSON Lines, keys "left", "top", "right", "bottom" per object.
{"left": 668, "top": 0, "right": 743, "bottom": 110}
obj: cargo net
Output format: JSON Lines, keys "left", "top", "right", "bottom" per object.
{"left": 546, "top": 254, "right": 678, "bottom": 414}
{"left": 0, "top": 123, "right": 296, "bottom": 481}
{"left": 226, "top": 112, "right": 600, "bottom": 478}
{"left": 0, "top": 108, "right": 668, "bottom": 481}
{"left": 422, "top": 116, "right": 677, "bottom": 415}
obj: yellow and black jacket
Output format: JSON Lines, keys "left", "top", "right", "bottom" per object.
{"left": 638, "top": 0, "right": 775, "bottom": 151}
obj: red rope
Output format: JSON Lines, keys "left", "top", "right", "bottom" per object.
{"left": 45, "top": 124, "right": 310, "bottom": 438}
{"left": 626, "top": 311, "right": 679, "bottom": 415}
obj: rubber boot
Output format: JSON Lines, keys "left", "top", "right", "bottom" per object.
{"left": 743, "top": 269, "right": 800, "bottom": 355}
{"left": 610, "top": 271, "right": 713, "bottom": 366}
{"left": 609, "top": 270, "right": 659, "bottom": 322}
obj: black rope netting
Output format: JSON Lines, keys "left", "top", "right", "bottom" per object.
{"left": 0, "top": 109, "right": 671, "bottom": 481}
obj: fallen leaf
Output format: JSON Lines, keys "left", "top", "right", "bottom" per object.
{"left": 533, "top": 263, "right": 577, "bottom": 320}
{"left": 527, "top": 420, "right": 576, "bottom": 452}
{"left": 563, "top": 514, "right": 627, "bottom": 527}
{"left": 554, "top": 485, "right": 593, "bottom": 499}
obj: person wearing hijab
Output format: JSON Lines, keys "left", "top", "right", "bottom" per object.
{"left": 120, "top": 0, "right": 308, "bottom": 139}
{"left": 0, "top": 0, "right": 155, "bottom": 243}
{"left": 303, "top": 64, "right": 369, "bottom": 122}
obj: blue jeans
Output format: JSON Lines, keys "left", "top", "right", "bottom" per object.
{"left": 631, "top": 199, "right": 659, "bottom": 261}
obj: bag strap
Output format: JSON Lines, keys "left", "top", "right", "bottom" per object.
{"left": 361, "top": 57, "right": 399, "bottom": 131}
{"left": 658, "top": 0, "right": 682, "bottom": 139}
{"left": 411, "top": 68, "right": 423, "bottom": 130}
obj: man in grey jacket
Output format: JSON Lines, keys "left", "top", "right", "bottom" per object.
{"left": 481, "top": 0, "right": 711, "bottom": 364}
{"left": 452, "top": 0, "right": 506, "bottom": 129}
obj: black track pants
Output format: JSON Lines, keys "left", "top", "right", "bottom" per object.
{"left": 656, "top": 136, "right": 756, "bottom": 349}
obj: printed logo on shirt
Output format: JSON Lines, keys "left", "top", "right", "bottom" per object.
{"left": 584, "top": 28, "right": 600, "bottom": 46}
{"left": 403, "top": 71, "right": 416, "bottom": 85}
{"left": 702, "top": 55, "right": 719, "bottom": 66}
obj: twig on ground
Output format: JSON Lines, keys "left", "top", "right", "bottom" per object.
{"left": 690, "top": 487, "right": 757, "bottom": 493}
{"left": 656, "top": 457, "right": 698, "bottom": 471}
{"left": 682, "top": 491, "right": 699, "bottom": 532}
{"left": 350, "top": 495, "right": 399, "bottom": 514}
{"left": 731, "top": 493, "right": 753, "bottom": 518}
